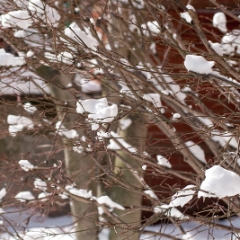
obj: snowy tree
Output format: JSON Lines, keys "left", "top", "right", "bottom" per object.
{"left": 1, "top": 0, "right": 240, "bottom": 239}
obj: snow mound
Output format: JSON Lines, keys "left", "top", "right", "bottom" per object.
{"left": 107, "top": 131, "right": 137, "bottom": 153}
{"left": 141, "top": 21, "right": 160, "bottom": 36}
{"left": 34, "top": 179, "right": 47, "bottom": 191}
{"left": 65, "top": 186, "right": 92, "bottom": 199}
{"left": 184, "top": 55, "right": 214, "bottom": 74}
{"left": 144, "top": 190, "right": 159, "bottom": 200}
{"left": 76, "top": 98, "right": 118, "bottom": 130}
{"left": 1, "top": 10, "right": 32, "bottom": 29}
{"left": 222, "top": 30, "right": 240, "bottom": 55}
{"left": 0, "top": 188, "right": 6, "bottom": 201}
{"left": 19, "top": 160, "right": 35, "bottom": 172}
{"left": 0, "top": 49, "right": 25, "bottom": 66}
{"left": 157, "top": 155, "right": 172, "bottom": 168}
{"left": 185, "top": 141, "right": 207, "bottom": 164}
{"left": 15, "top": 191, "right": 35, "bottom": 202}
{"left": 96, "top": 196, "right": 125, "bottom": 210}
{"left": 65, "top": 22, "right": 98, "bottom": 50}
{"left": 120, "top": 118, "right": 132, "bottom": 130}
{"left": 154, "top": 204, "right": 188, "bottom": 220}
{"left": 198, "top": 165, "right": 240, "bottom": 199}
{"left": 213, "top": 12, "right": 227, "bottom": 33}
{"left": 55, "top": 121, "right": 79, "bottom": 139}
{"left": 169, "top": 185, "right": 196, "bottom": 207}
{"left": 180, "top": 5, "right": 195, "bottom": 23}
{"left": 24, "top": 102, "right": 37, "bottom": 113}
{"left": 7, "top": 115, "right": 34, "bottom": 136}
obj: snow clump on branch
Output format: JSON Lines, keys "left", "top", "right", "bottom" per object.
{"left": 15, "top": 191, "right": 35, "bottom": 202}
{"left": 213, "top": 12, "right": 227, "bottom": 33}
{"left": 64, "top": 22, "right": 98, "bottom": 50}
{"left": 198, "top": 165, "right": 240, "bottom": 199}
{"left": 185, "top": 141, "right": 207, "bottom": 164}
{"left": 154, "top": 204, "right": 188, "bottom": 220}
{"left": 0, "top": 49, "right": 25, "bottom": 67}
{"left": 141, "top": 21, "right": 160, "bottom": 37}
{"left": 0, "top": 188, "right": 6, "bottom": 201}
{"left": 95, "top": 196, "right": 125, "bottom": 211}
{"left": 34, "top": 179, "right": 47, "bottom": 191}
{"left": 76, "top": 98, "right": 118, "bottom": 130}
{"left": 1, "top": 10, "right": 33, "bottom": 29}
{"left": 169, "top": 185, "right": 196, "bottom": 207}
{"left": 65, "top": 186, "right": 92, "bottom": 199}
{"left": 7, "top": 115, "right": 34, "bottom": 136}
{"left": 180, "top": 5, "right": 195, "bottom": 23}
{"left": 28, "top": 0, "right": 61, "bottom": 27}
{"left": 184, "top": 55, "right": 214, "bottom": 74}
{"left": 19, "top": 160, "right": 35, "bottom": 172}
{"left": 107, "top": 131, "right": 137, "bottom": 153}
{"left": 157, "top": 155, "right": 172, "bottom": 168}
{"left": 55, "top": 121, "right": 79, "bottom": 139}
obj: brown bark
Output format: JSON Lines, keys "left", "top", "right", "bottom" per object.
{"left": 35, "top": 65, "right": 98, "bottom": 239}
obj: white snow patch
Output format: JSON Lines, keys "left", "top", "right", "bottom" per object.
{"left": 19, "top": 160, "right": 35, "bottom": 172}
{"left": 23, "top": 102, "right": 37, "bottom": 113}
{"left": 64, "top": 22, "right": 98, "bottom": 50}
{"left": 1, "top": 10, "right": 33, "bottom": 29}
{"left": 185, "top": 141, "right": 207, "bottom": 164}
{"left": 184, "top": 55, "right": 214, "bottom": 74}
{"left": 107, "top": 131, "right": 137, "bottom": 153}
{"left": 28, "top": 0, "right": 61, "bottom": 27}
{"left": 212, "top": 130, "right": 238, "bottom": 149}
{"left": 132, "top": 0, "right": 145, "bottom": 9}
{"left": 143, "top": 93, "right": 162, "bottom": 108}
{"left": 143, "top": 93, "right": 164, "bottom": 113}
{"left": 26, "top": 50, "right": 34, "bottom": 58}
{"left": 181, "top": 86, "right": 192, "bottom": 93}
{"left": 144, "top": 190, "right": 159, "bottom": 200}
{"left": 199, "top": 165, "right": 240, "bottom": 199}
{"left": 97, "top": 131, "right": 110, "bottom": 139}
{"left": 141, "top": 21, "right": 160, "bottom": 36}
{"left": 14, "top": 0, "right": 28, "bottom": 8}
{"left": 55, "top": 121, "right": 79, "bottom": 139}
{"left": 164, "top": 75, "right": 186, "bottom": 104}
{"left": 172, "top": 113, "right": 181, "bottom": 120}
{"left": 38, "top": 192, "right": 51, "bottom": 201}
{"left": 157, "top": 155, "right": 172, "bottom": 168}
{"left": 197, "top": 116, "right": 214, "bottom": 128}
{"left": 28, "top": 0, "right": 45, "bottom": 14}
{"left": 65, "top": 186, "right": 92, "bottom": 199}
{"left": 209, "top": 41, "right": 223, "bottom": 56}
{"left": 142, "top": 165, "right": 147, "bottom": 170}
{"left": 96, "top": 196, "right": 125, "bottom": 210}
{"left": 15, "top": 191, "right": 35, "bottom": 202}
{"left": 74, "top": 74, "right": 101, "bottom": 93}
{"left": 0, "top": 68, "right": 49, "bottom": 95}
{"left": 34, "top": 179, "right": 47, "bottom": 191}
{"left": 150, "top": 42, "right": 156, "bottom": 54}
{"left": 119, "top": 118, "right": 132, "bottom": 130}
{"left": 76, "top": 98, "right": 118, "bottom": 130}
{"left": 57, "top": 52, "right": 74, "bottom": 65}
{"left": 0, "top": 49, "right": 25, "bottom": 67}
{"left": 154, "top": 204, "right": 188, "bottom": 220}
{"left": 213, "top": 12, "right": 227, "bottom": 33}
{"left": 0, "top": 188, "right": 6, "bottom": 201}
{"left": 14, "top": 30, "right": 26, "bottom": 38}
{"left": 7, "top": 115, "right": 34, "bottom": 136}
{"left": 169, "top": 185, "right": 196, "bottom": 207}
{"left": 222, "top": 30, "right": 240, "bottom": 55}
{"left": 180, "top": 5, "right": 195, "bottom": 23}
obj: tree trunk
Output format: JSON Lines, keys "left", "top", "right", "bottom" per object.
{"left": 109, "top": 114, "right": 147, "bottom": 240}
{"left": 35, "top": 65, "right": 98, "bottom": 239}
